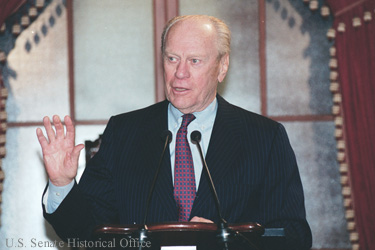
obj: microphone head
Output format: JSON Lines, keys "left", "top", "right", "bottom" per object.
{"left": 191, "top": 130, "right": 202, "bottom": 144}
{"left": 161, "top": 130, "right": 173, "bottom": 143}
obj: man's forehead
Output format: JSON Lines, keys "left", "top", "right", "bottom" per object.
{"left": 171, "top": 18, "right": 214, "bottom": 33}
{"left": 163, "top": 18, "right": 219, "bottom": 58}
{"left": 166, "top": 19, "right": 216, "bottom": 45}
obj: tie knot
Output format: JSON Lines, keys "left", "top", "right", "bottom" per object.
{"left": 181, "top": 114, "right": 195, "bottom": 128}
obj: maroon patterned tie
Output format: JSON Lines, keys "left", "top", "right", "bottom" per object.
{"left": 174, "top": 114, "right": 196, "bottom": 221}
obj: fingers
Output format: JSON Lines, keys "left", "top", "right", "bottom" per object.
{"left": 36, "top": 127, "right": 49, "bottom": 149}
{"left": 40, "top": 115, "right": 73, "bottom": 141}
{"left": 190, "top": 216, "right": 214, "bottom": 223}
{"left": 43, "top": 116, "right": 55, "bottom": 143}
{"left": 54, "top": 115, "right": 64, "bottom": 139}
{"left": 38, "top": 114, "right": 79, "bottom": 154}
{"left": 64, "top": 115, "right": 75, "bottom": 141}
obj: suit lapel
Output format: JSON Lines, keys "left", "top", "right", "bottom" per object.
{"left": 191, "top": 96, "right": 243, "bottom": 219}
{"left": 140, "top": 101, "right": 177, "bottom": 220}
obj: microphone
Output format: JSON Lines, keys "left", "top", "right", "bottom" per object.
{"left": 190, "top": 131, "right": 225, "bottom": 222}
{"left": 139, "top": 130, "right": 172, "bottom": 250}
{"left": 190, "top": 130, "right": 201, "bottom": 143}
{"left": 161, "top": 130, "right": 173, "bottom": 144}
{"left": 191, "top": 131, "right": 260, "bottom": 250}
{"left": 190, "top": 131, "right": 231, "bottom": 249}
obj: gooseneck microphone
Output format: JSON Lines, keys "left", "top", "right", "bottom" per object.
{"left": 190, "top": 131, "right": 231, "bottom": 250}
{"left": 139, "top": 130, "right": 172, "bottom": 250}
{"left": 191, "top": 131, "right": 260, "bottom": 250}
{"left": 190, "top": 131, "right": 225, "bottom": 224}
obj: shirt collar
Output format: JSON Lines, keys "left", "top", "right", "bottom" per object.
{"left": 169, "top": 98, "right": 218, "bottom": 128}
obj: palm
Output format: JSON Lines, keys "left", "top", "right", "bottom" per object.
{"left": 42, "top": 133, "right": 75, "bottom": 180}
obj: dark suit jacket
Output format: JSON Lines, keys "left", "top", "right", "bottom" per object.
{"left": 43, "top": 95, "right": 312, "bottom": 249}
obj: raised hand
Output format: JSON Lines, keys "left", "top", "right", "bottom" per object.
{"left": 36, "top": 115, "right": 84, "bottom": 186}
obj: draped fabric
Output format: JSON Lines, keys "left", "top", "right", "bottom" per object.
{"left": 326, "top": 0, "right": 375, "bottom": 249}
{"left": 0, "top": 0, "right": 26, "bottom": 27}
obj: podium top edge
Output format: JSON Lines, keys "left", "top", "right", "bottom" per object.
{"left": 93, "top": 222, "right": 264, "bottom": 235}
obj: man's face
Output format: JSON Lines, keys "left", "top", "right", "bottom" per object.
{"left": 163, "top": 19, "right": 229, "bottom": 114}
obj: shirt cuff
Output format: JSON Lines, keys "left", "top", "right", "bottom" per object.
{"left": 44, "top": 179, "right": 74, "bottom": 214}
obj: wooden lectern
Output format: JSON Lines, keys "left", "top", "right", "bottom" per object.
{"left": 93, "top": 222, "right": 266, "bottom": 250}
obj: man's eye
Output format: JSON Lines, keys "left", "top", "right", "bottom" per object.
{"left": 168, "top": 57, "right": 176, "bottom": 62}
{"left": 191, "top": 59, "right": 200, "bottom": 64}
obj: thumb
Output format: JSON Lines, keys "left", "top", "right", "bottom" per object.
{"left": 71, "top": 144, "right": 85, "bottom": 162}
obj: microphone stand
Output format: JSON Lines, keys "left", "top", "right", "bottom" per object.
{"left": 191, "top": 131, "right": 260, "bottom": 250}
{"left": 138, "top": 131, "right": 172, "bottom": 250}
{"left": 191, "top": 131, "right": 230, "bottom": 250}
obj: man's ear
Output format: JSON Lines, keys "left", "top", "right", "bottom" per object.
{"left": 218, "top": 53, "right": 229, "bottom": 83}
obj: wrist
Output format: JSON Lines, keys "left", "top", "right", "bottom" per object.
{"left": 49, "top": 177, "right": 74, "bottom": 187}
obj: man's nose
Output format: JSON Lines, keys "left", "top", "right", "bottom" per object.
{"left": 175, "top": 61, "right": 190, "bottom": 79}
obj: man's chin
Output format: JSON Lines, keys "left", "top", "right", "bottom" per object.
{"left": 170, "top": 101, "right": 194, "bottom": 114}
